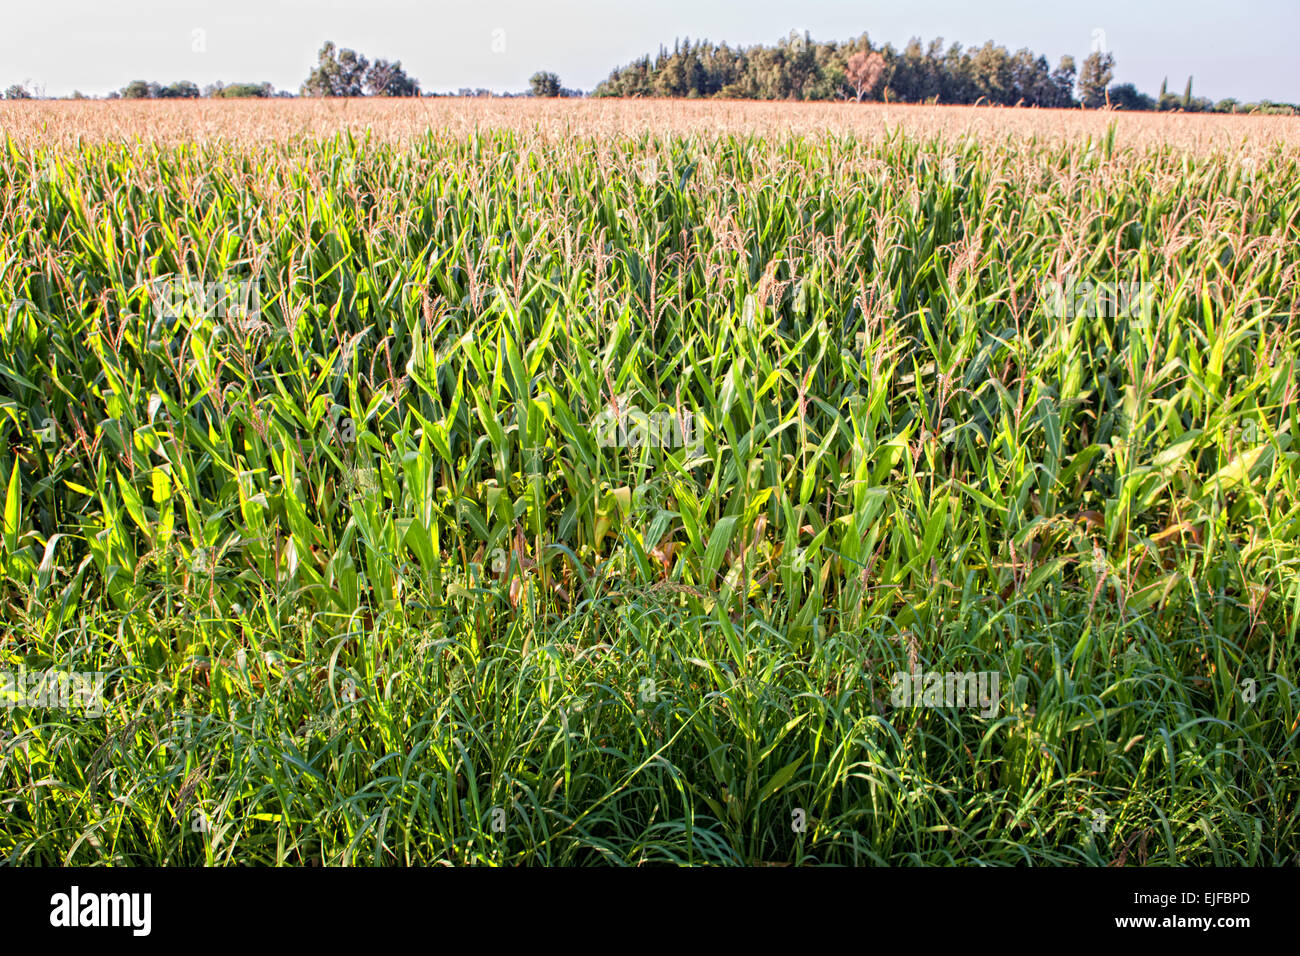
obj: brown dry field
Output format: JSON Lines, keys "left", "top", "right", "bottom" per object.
{"left": 2, "top": 98, "right": 1298, "bottom": 151}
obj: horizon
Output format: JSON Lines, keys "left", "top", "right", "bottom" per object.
{"left": 3, "top": 0, "right": 1298, "bottom": 103}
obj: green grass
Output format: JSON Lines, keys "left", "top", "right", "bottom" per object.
{"left": 0, "top": 126, "right": 1297, "bottom": 865}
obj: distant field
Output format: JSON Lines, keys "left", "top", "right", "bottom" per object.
{"left": 3, "top": 97, "right": 1299, "bottom": 148}
{"left": 0, "top": 102, "right": 1297, "bottom": 864}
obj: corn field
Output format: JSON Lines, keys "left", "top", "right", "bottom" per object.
{"left": 0, "top": 102, "right": 1297, "bottom": 865}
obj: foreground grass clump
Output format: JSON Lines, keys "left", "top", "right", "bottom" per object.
{"left": 0, "top": 122, "right": 1297, "bottom": 865}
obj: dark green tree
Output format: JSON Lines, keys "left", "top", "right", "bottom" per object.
{"left": 783, "top": 30, "right": 819, "bottom": 99}
{"left": 530, "top": 71, "right": 562, "bottom": 97}
{"left": 941, "top": 42, "right": 975, "bottom": 103}
{"left": 1107, "top": 83, "right": 1153, "bottom": 110}
{"left": 1050, "top": 55, "right": 1077, "bottom": 107}
{"left": 1008, "top": 49, "right": 1056, "bottom": 106}
{"left": 970, "top": 42, "right": 1013, "bottom": 104}
{"left": 156, "top": 81, "right": 199, "bottom": 99}
{"left": 1077, "top": 51, "right": 1115, "bottom": 108}
{"left": 365, "top": 59, "right": 420, "bottom": 96}
{"left": 301, "top": 42, "right": 369, "bottom": 97}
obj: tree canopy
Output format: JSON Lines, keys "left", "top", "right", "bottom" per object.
{"left": 300, "top": 42, "right": 369, "bottom": 97}
{"left": 592, "top": 33, "right": 1080, "bottom": 107}
{"left": 1077, "top": 51, "right": 1115, "bottom": 108}
{"left": 530, "top": 71, "right": 563, "bottom": 97}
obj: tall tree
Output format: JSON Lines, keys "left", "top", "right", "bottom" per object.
{"left": 845, "top": 51, "right": 886, "bottom": 102}
{"left": 301, "top": 42, "right": 369, "bottom": 97}
{"left": 365, "top": 59, "right": 419, "bottom": 96}
{"left": 941, "top": 42, "right": 975, "bottom": 103}
{"left": 1008, "top": 49, "right": 1052, "bottom": 106}
{"left": 970, "top": 42, "right": 1013, "bottom": 104}
{"left": 783, "top": 30, "right": 817, "bottom": 99}
{"left": 894, "top": 37, "right": 936, "bottom": 102}
{"left": 529, "top": 71, "right": 562, "bottom": 97}
{"left": 1050, "top": 55, "right": 1077, "bottom": 107}
{"left": 1077, "top": 51, "right": 1115, "bottom": 108}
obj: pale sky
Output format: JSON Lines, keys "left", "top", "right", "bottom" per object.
{"left": 2, "top": 0, "right": 1296, "bottom": 102}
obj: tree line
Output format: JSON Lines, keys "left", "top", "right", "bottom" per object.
{"left": 4, "top": 34, "right": 1295, "bottom": 113}
{"left": 591, "top": 30, "right": 1296, "bottom": 113}
{"left": 4, "top": 44, "right": 567, "bottom": 100}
